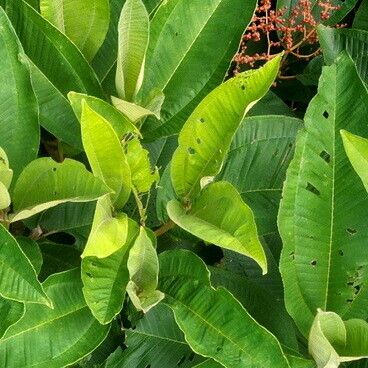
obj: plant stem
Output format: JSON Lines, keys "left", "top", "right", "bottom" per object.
{"left": 154, "top": 220, "right": 175, "bottom": 237}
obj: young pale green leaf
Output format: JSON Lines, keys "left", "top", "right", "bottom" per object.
{"left": 341, "top": 131, "right": 368, "bottom": 192}
{"left": 68, "top": 92, "right": 138, "bottom": 139}
{"left": 0, "top": 224, "right": 51, "bottom": 306}
{"left": 112, "top": 96, "right": 160, "bottom": 122}
{"left": 140, "top": 0, "right": 259, "bottom": 140}
{"left": 0, "top": 148, "right": 13, "bottom": 190}
{"left": 167, "top": 181, "right": 267, "bottom": 274}
{"left": 159, "top": 250, "right": 290, "bottom": 368}
{"left": 279, "top": 53, "right": 368, "bottom": 336}
{"left": 11, "top": 158, "right": 110, "bottom": 222}
{"left": 127, "top": 227, "right": 164, "bottom": 313}
{"left": 0, "top": 269, "right": 110, "bottom": 367}
{"left": 82, "top": 197, "right": 128, "bottom": 259}
{"left": 6, "top": 0, "right": 104, "bottom": 98}
{"left": 82, "top": 219, "right": 140, "bottom": 324}
{"left": 0, "top": 182, "right": 10, "bottom": 211}
{"left": 40, "top": 0, "right": 110, "bottom": 61}
{"left": 0, "top": 7, "right": 39, "bottom": 182}
{"left": 309, "top": 310, "right": 368, "bottom": 367}
{"left": 171, "top": 55, "right": 282, "bottom": 201}
{"left": 104, "top": 304, "right": 205, "bottom": 368}
{"left": 116, "top": 0, "right": 149, "bottom": 101}
{"left": 126, "top": 138, "right": 159, "bottom": 193}
{"left": 81, "top": 101, "right": 131, "bottom": 208}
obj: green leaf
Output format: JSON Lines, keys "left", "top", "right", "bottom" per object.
{"left": 0, "top": 269, "right": 110, "bottom": 367}
{"left": 0, "top": 148, "right": 13, "bottom": 190}
{"left": 309, "top": 310, "right": 368, "bottom": 367}
{"left": 116, "top": 0, "right": 149, "bottom": 101}
{"left": 341, "top": 131, "right": 368, "bottom": 193}
{"left": 140, "top": 0, "right": 259, "bottom": 140}
{"left": 278, "top": 53, "right": 368, "bottom": 336}
{"left": 82, "top": 197, "right": 129, "bottom": 259}
{"left": 126, "top": 138, "right": 159, "bottom": 193}
{"left": 167, "top": 181, "right": 267, "bottom": 274}
{"left": 0, "top": 7, "right": 39, "bottom": 182}
{"left": 318, "top": 26, "right": 368, "bottom": 85}
{"left": 29, "top": 62, "right": 83, "bottom": 150}
{"left": 0, "top": 224, "right": 50, "bottom": 306}
{"left": 0, "top": 183, "right": 10, "bottom": 211}
{"left": 40, "top": 0, "right": 110, "bottom": 61}
{"left": 81, "top": 101, "right": 131, "bottom": 208}
{"left": 159, "top": 250, "right": 290, "bottom": 368}
{"left": 112, "top": 96, "right": 160, "bottom": 122}
{"left": 6, "top": 0, "right": 103, "bottom": 98}
{"left": 17, "top": 237, "right": 43, "bottom": 275}
{"left": 68, "top": 92, "right": 138, "bottom": 139}
{"left": 218, "top": 115, "right": 303, "bottom": 237}
{"left": 11, "top": 158, "right": 110, "bottom": 222}
{"left": 127, "top": 227, "right": 164, "bottom": 313}
{"left": 82, "top": 219, "right": 139, "bottom": 324}
{"left": 0, "top": 298, "right": 23, "bottom": 339}
{"left": 171, "top": 55, "right": 282, "bottom": 200}
{"left": 104, "top": 304, "right": 205, "bottom": 368}
{"left": 353, "top": 0, "right": 368, "bottom": 31}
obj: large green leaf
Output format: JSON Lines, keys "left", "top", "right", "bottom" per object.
{"left": 167, "top": 181, "right": 267, "bottom": 274}
{"left": 29, "top": 62, "right": 82, "bottom": 150}
{"left": 6, "top": 0, "right": 103, "bottom": 97}
{"left": 81, "top": 102, "right": 131, "bottom": 208}
{"left": 353, "top": 0, "right": 368, "bottom": 31}
{"left": 159, "top": 250, "right": 290, "bottom": 368}
{"left": 0, "top": 269, "right": 110, "bottom": 367}
{"left": 105, "top": 304, "right": 205, "bottom": 368}
{"left": 140, "top": 0, "right": 259, "bottom": 140}
{"left": 82, "top": 219, "right": 139, "bottom": 324}
{"left": 309, "top": 310, "right": 368, "bottom": 367}
{"left": 126, "top": 227, "right": 164, "bottom": 312}
{"left": 219, "top": 115, "right": 303, "bottom": 237}
{"left": 279, "top": 53, "right": 368, "bottom": 336}
{"left": 68, "top": 92, "right": 138, "bottom": 139}
{"left": 0, "top": 7, "right": 39, "bottom": 181}
{"left": 318, "top": 26, "right": 368, "bottom": 84}
{"left": 171, "top": 55, "right": 281, "bottom": 201}
{"left": 40, "top": 0, "right": 110, "bottom": 61}
{"left": 341, "top": 131, "right": 368, "bottom": 193}
{"left": 11, "top": 158, "right": 110, "bottom": 222}
{"left": 116, "top": 0, "right": 149, "bottom": 101}
{"left": 0, "top": 224, "right": 50, "bottom": 306}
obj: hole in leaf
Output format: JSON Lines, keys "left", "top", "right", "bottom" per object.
{"left": 199, "top": 118, "right": 205, "bottom": 123}
{"left": 241, "top": 84, "right": 246, "bottom": 90}
{"left": 288, "top": 143, "right": 293, "bottom": 148}
{"left": 354, "top": 285, "right": 361, "bottom": 295}
{"left": 86, "top": 272, "right": 92, "bottom": 278}
{"left": 289, "top": 252, "right": 295, "bottom": 260}
{"left": 216, "top": 346, "right": 223, "bottom": 352}
{"left": 339, "top": 249, "right": 344, "bottom": 256}
{"left": 323, "top": 111, "right": 329, "bottom": 119}
{"left": 52, "top": 167, "right": 57, "bottom": 172}
{"left": 188, "top": 147, "right": 196, "bottom": 155}
{"left": 346, "top": 298, "right": 353, "bottom": 303}
{"left": 306, "top": 182, "right": 320, "bottom": 196}
{"left": 196, "top": 138, "right": 201, "bottom": 144}
{"left": 347, "top": 228, "right": 357, "bottom": 235}
{"left": 320, "top": 150, "right": 331, "bottom": 163}
{"left": 311, "top": 260, "right": 317, "bottom": 266}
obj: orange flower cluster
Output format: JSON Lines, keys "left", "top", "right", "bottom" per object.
{"left": 235, "top": 0, "right": 342, "bottom": 69}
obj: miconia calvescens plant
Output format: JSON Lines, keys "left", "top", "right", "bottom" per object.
{"left": 0, "top": 0, "right": 368, "bottom": 367}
